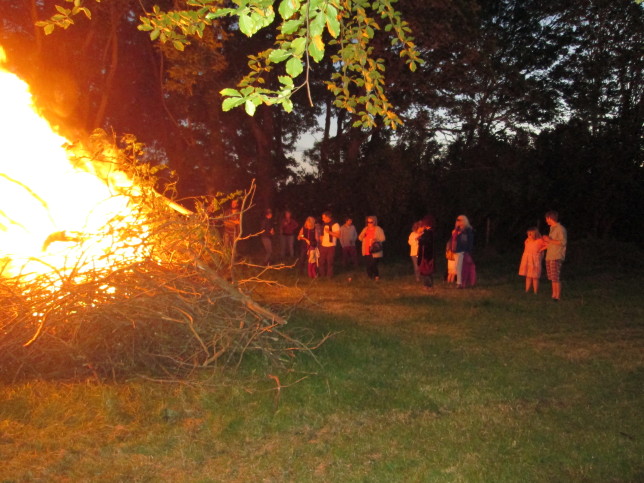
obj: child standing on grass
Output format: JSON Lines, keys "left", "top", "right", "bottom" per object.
{"left": 518, "top": 227, "right": 546, "bottom": 294}
{"left": 446, "top": 240, "right": 457, "bottom": 284}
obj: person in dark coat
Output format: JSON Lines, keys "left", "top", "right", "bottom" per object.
{"left": 417, "top": 217, "right": 435, "bottom": 289}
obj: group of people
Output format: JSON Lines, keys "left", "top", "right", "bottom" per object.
{"left": 258, "top": 210, "right": 386, "bottom": 280}
{"left": 239, "top": 202, "right": 568, "bottom": 300}
{"left": 518, "top": 210, "right": 567, "bottom": 301}
{"left": 407, "top": 214, "right": 476, "bottom": 290}
{"left": 406, "top": 210, "right": 568, "bottom": 300}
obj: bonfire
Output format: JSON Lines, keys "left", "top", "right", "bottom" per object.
{"left": 0, "top": 48, "right": 305, "bottom": 382}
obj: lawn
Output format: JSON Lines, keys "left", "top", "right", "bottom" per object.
{"left": 1, "top": 251, "right": 642, "bottom": 482}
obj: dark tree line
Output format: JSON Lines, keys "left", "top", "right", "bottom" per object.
{"left": 1, "top": 0, "right": 642, "bottom": 252}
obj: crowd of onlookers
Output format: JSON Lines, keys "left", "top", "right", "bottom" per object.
{"left": 219, "top": 202, "right": 568, "bottom": 300}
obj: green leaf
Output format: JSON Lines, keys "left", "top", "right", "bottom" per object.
{"left": 278, "top": 0, "right": 299, "bottom": 20}
{"left": 278, "top": 75, "right": 294, "bottom": 87}
{"left": 222, "top": 97, "right": 245, "bottom": 111}
{"left": 220, "top": 88, "right": 242, "bottom": 97}
{"left": 172, "top": 40, "right": 185, "bottom": 51}
{"left": 239, "top": 14, "right": 254, "bottom": 36}
{"left": 309, "top": 11, "right": 326, "bottom": 37}
{"left": 281, "top": 19, "right": 302, "bottom": 35}
{"left": 44, "top": 23, "right": 55, "bottom": 35}
{"left": 268, "top": 49, "right": 291, "bottom": 63}
{"left": 206, "top": 8, "right": 236, "bottom": 20}
{"left": 245, "top": 99, "right": 257, "bottom": 116}
{"left": 150, "top": 29, "right": 160, "bottom": 41}
{"left": 308, "top": 36, "right": 325, "bottom": 62}
{"left": 291, "top": 37, "right": 306, "bottom": 56}
{"left": 285, "top": 57, "right": 304, "bottom": 77}
{"left": 325, "top": 5, "right": 340, "bottom": 38}
{"left": 282, "top": 98, "right": 294, "bottom": 113}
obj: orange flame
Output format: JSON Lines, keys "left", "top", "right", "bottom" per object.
{"left": 0, "top": 48, "right": 149, "bottom": 283}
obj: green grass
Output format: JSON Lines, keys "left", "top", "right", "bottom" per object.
{"left": 1, "top": 255, "right": 642, "bottom": 482}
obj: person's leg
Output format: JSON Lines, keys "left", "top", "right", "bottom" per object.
{"left": 365, "top": 255, "right": 374, "bottom": 278}
{"left": 424, "top": 273, "right": 433, "bottom": 287}
{"left": 455, "top": 252, "right": 464, "bottom": 286}
{"left": 532, "top": 277, "right": 539, "bottom": 294}
{"left": 342, "top": 247, "right": 349, "bottom": 266}
{"left": 318, "top": 247, "right": 327, "bottom": 276}
{"left": 308, "top": 260, "right": 318, "bottom": 278}
{"left": 262, "top": 237, "right": 272, "bottom": 265}
{"left": 525, "top": 277, "right": 531, "bottom": 293}
{"left": 298, "top": 245, "right": 308, "bottom": 274}
{"left": 546, "top": 260, "right": 562, "bottom": 300}
{"left": 411, "top": 256, "right": 420, "bottom": 281}
{"left": 373, "top": 258, "right": 380, "bottom": 280}
{"left": 286, "top": 236, "right": 295, "bottom": 258}
{"left": 350, "top": 246, "right": 358, "bottom": 267}
{"left": 326, "top": 247, "right": 336, "bottom": 277}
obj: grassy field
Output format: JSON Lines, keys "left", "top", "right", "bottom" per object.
{"left": 1, "top": 252, "right": 642, "bottom": 482}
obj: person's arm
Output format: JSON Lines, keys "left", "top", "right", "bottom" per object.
{"left": 377, "top": 227, "right": 386, "bottom": 242}
{"left": 297, "top": 227, "right": 309, "bottom": 244}
{"left": 544, "top": 236, "right": 561, "bottom": 246}
{"left": 329, "top": 223, "right": 341, "bottom": 239}
{"left": 358, "top": 228, "right": 366, "bottom": 241}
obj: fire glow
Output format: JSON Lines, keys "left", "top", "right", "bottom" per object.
{"left": 0, "top": 48, "right": 150, "bottom": 283}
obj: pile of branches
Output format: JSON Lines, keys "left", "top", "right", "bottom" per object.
{"left": 0, "top": 133, "right": 310, "bottom": 381}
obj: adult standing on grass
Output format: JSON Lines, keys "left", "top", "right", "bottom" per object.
{"left": 417, "top": 217, "right": 436, "bottom": 289}
{"left": 260, "top": 209, "right": 276, "bottom": 265}
{"left": 358, "top": 215, "right": 386, "bottom": 280}
{"left": 450, "top": 215, "right": 476, "bottom": 288}
{"left": 279, "top": 210, "right": 299, "bottom": 260}
{"left": 408, "top": 221, "right": 424, "bottom": 282}
{"left": 318, "top": 211, "right": 340, "bottom": 277}
{"left": 542, "top": 211, "right": 567, "bottom": 301}
{"left": 340, "top": 216, "right": 359, "bottom": 268}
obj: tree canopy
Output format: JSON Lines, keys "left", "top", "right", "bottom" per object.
{"left": 37, "top": 0, "right": 423, "bottom": 129}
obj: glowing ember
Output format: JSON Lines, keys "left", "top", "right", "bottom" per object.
{"left": 0, "top": 47, "right": 149, "bottom": 282}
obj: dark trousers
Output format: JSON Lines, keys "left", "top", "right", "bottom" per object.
{"left": 342, "top": 246, "right": 358, "bottom": 267}
{"left": 261, "top": 237, "right": 272, "bottom": 265}
{"left": 298, "top": 244, "right": 309, "bottom": 274}
{"left": 364, "top": 255, "right": 380, "bottom": 279}
{"left": 318, "top": 245, "right": 336, "bottom": 277}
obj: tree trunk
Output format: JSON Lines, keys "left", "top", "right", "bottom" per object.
{"left": 92, "top": 2, "right": 120, "bottom": 129}
{"left": 319, "top": 97, "right": 332, "bottom": 178}
{"left": 249, "top": 106, "right": 275, "bottom": 209}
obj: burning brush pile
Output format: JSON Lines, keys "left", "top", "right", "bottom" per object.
{"left": 0, "top": 52, "right": 305, "bottom": 381}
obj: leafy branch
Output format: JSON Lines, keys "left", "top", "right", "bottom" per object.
{"left": 36, "top": 0, "right": 423, "bottom": 128}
